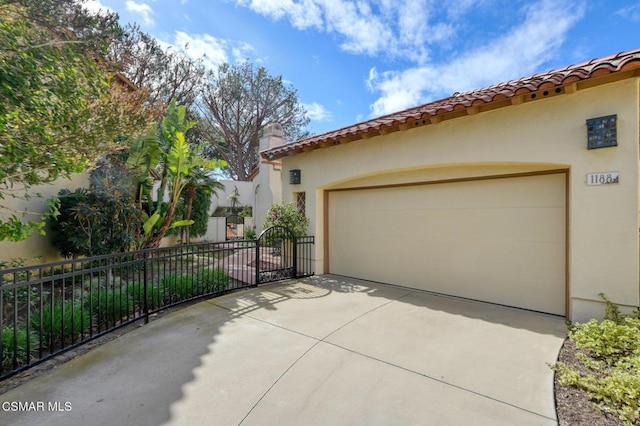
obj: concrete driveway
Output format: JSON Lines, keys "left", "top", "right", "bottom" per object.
{"left": 0, "top": 275, "right": 566, "bottom": 425}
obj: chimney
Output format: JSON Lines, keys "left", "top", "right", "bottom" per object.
{"left": 255, "top": 123, "right": 284, "bottom": 233}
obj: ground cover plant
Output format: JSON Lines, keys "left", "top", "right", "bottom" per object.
{"left": 553, "top": 295, "right": 640, "bottom": 425}
{"left": 86, "top": 286, "right": 132, "bottom": 327}
{"left": 1, "top": 326, "right": 38, "bottom": 370}
{"left": 30, "top": 300, "right": 92, "bottom": 348}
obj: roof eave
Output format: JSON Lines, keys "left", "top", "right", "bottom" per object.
{"left": 261, "top": 49, "right": 640, "bottom": 161}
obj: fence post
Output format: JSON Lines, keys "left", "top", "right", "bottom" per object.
{"left": 143, "top": 250, "right": 149, "bottom": 324}
{"left": 255, "top": 237, "right": 260, "bottom": 286}
{"left": 0, "top": 272, "right": 3, "bottom": 376}
{"left": 292, "top": 235, "right": 298, "bottom": 278}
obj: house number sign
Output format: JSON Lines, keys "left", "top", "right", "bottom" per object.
{"left": 586, "top": 172, "right": 619, "bottom": 186}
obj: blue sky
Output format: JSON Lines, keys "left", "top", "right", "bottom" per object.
{"left": 85, "top": 0, "right": 640, "bottom": 136}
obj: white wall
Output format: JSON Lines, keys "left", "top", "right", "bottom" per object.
{"left": 210, "top": 180, "right": 254, "bottom": 214}
{"left": 190, "top": 216, "right": 255, "bottom": 243}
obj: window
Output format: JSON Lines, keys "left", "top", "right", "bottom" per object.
{"left": 295, "top": 192, "right": 306, "bottom": 215}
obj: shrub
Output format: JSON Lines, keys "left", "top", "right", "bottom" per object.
{"left": 159, "top": 269, "right": 230, "bottom": 303}
{"left": 1, "top": 325, "right": 39, "bottom": 370}
{"left": 552, "top": 297, "right": 640, "bottom": 425}
{"left": 263, "top": 202, "right": 309, "bottom": 237}
{"left": 126, "top": 280, "right": 166, "bottom": 311}
{"left": 161, "top": 273, "right": 197, "bottom": 302}
{"left": 238, "top": 205, "right": 252, "bottom": 218}
{"left": 244, "top": 226, "right": 257, "bottom": 240}
{"left": 196, "top": 268, "right": 229, "bottom": 292}
{"left": 31, "top": 301, "right": 92, "bottom": 347}
{"left": 49, "top": 188, "right": 143, "bottom": 257}
{"left": 186, "top": 186, "right": 214, "bottom": 238}
{"left": 86, "top": 288, "right": 133, "bottom": 326}
{"left": 175, "top": 279, "right": 198, "bottom": 300}
{"left": 569, "top": 318, "right": 640, "bottom": 362}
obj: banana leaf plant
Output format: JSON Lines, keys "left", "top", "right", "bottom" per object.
{"left": 128, "top": 101, "right": 226, "bottom": 248}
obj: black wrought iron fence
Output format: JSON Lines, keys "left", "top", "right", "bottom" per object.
{"left": 295, "top": 236, "right": 315, "bottom": 277}
{"left": 0, "top": 231, "right": 314, "bottom": 380}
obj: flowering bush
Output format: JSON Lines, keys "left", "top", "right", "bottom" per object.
{"left": 263, "top": 203, "right": 309, "bottom": 237}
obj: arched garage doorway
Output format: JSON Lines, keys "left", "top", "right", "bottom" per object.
{"left": 326, "top": 171, "right": 567, "bottom": 316}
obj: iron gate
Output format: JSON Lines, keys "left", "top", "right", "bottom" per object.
{"left": 256, "top": 225, "right": 296, "bottom": 284}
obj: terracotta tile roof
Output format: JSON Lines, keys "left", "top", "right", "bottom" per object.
{"left": 262, "top": 48, "right": 640, "bottom": 160}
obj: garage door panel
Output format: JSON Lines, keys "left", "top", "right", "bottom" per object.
{"left": 375, "top": 178, "right": 564, "bottom": 210}
{"left": 415, "top": 208, "right": 563, "bottom": 243}
{"left": 328, "top": 173, "right": 566, "bottom": 315}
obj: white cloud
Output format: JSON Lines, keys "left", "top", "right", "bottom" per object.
{"left": 230, "top": 41, "right": 258, "bottom": 63}
{"left": 321, "top": 1, "right": 392, "bottom": 56}
{"left": 235, "top": 0, "right": 459, "bottom": 63}
{"left": 367, "top": 0, "right": 586, "bottom": 116}
{"left": 615, "top": 3, "right": 640, "bottom": 22}
{"left": 84, "top": 0, "right": 114, "bottom": 14}
{"left": 172, "top": 31, "right": 229, "bottom": 69}
{"left": 235, "top": 0, "right": 587, "bottom": 118}
{"left": 236, "top": 0, "right": 323, "bottom": 29}
{"left": 446, "top": 0, "right": 483, "bottom": 19}
{"left": 366, "top": 67, "right": 424, "bottom": 115}
{"left": 158, "top": 32, "right": 259, "bottom": 70}
{"left": 302, "top": 102, "right": 332, "bottom": 122}
{"left": 126, "top": 1, "right": 155, "bottom": 26}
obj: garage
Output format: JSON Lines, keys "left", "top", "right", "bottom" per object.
{"left": 260, "top": 50, "right": 640, "bottom": 322}
{"left": 327, "top": 172, "right": 567, "bottom": 316}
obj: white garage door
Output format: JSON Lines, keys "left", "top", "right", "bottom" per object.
{"left": 328, "top": 173, "right": 566, "bottom": 315}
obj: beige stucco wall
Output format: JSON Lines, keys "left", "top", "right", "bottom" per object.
{"left": 0, "top": 173, "right": 90, "bottom": 265}
{"left": 255, "top": 124, "right": 284, "bottom": 234}
{"left": 281, "top": 78, "right": 640, "bottom": 322}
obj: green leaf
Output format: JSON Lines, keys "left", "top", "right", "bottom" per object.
{"left": 0, "top": 216, "right": 46, "bottom": 242}
{"left": 169, "top": 219, "right": 194, "bottom": 229}
{"left": 143, "top": 212, "right": 161, "bottom": 235}
{"left": 167, "top": 132, "right": 189, "bottom": 175}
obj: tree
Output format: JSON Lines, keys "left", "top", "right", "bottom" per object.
{"left": 199, "top": 62, "right": 310, "bottom": 180}
{"left": 2, "top": 0, "right": 122, "bottom": 56}
{"left": 107, "top": 24, "right": 206, "bottom": 112}
{"left": 127, "top": 101, "right": 226, "bottom": 248}
{"left": 0, "top": 0, "right": 154, "bottom": 241}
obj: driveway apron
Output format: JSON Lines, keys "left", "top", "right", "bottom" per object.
{"left": 0, "top": 275, "right": 566, "bottom": 425}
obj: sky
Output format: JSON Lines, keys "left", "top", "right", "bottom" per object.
{"left": 84, "top": 0, "right": 640, "bottom": 137}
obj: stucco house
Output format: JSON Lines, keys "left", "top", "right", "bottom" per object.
{"left": 261, "top": 48, "right": 640, "bottom": 322}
